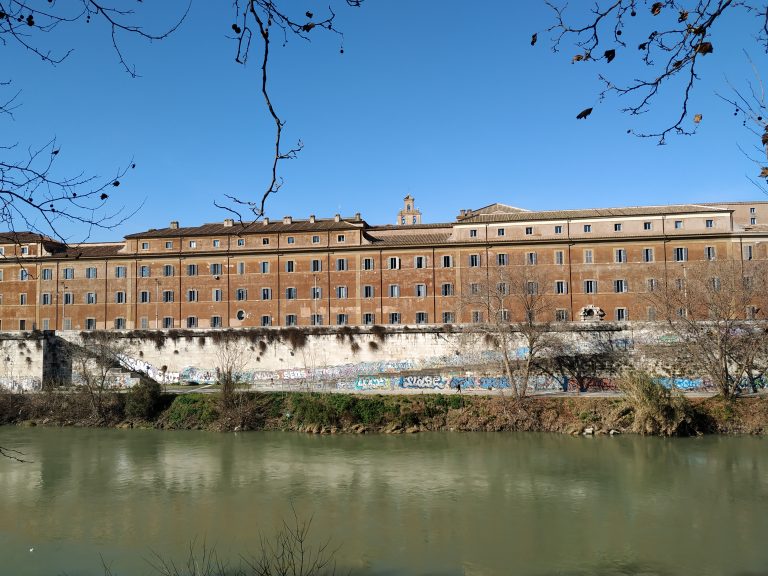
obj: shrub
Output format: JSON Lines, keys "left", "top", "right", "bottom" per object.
{"left": 619, "top": 371, "right": 694, "bottom": 436}
{"left": 165, "top": 394, "right": 219, "bottom": 428}
{"left": 125, "top": 381, "right": 163, "bottom": 420}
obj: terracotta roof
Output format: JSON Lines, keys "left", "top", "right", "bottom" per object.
{"left": 366, "top": 232, "right": 453, "bottom": 246}
{"left": 48, "top": 244, "right": 125, "bottom": 259}
{"left": 367, "top": 222, "right": 453, "bottom": 231}
{"left": 458, "top": 204, "right": 732, "bottom": 223}
{"left": 0, "top": 231, "right": 60, "bottom": 245}
{"left": 125, "top": 218, "right": 364, "bottom": 238}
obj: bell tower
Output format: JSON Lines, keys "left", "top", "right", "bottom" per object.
{"left": 397, "top": 195, "right": 422, "bottom": 226}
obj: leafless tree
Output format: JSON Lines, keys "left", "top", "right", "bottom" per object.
{"left": 214, "top": 332, "right": 250, "bottom": 409}
{"left": 460, "top": 264, "right": 557, "bottom": 399}
{"left": 69, "top": 330, "right": 129, "bottom": 419}
{"left": 542, "top": 1, "right": 768, "bottom": 148}
{"left": 643, "top": 259, "right": 768, "bottom": 397}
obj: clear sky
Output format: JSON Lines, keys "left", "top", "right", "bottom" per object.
{"left": 4, "top": 1, "right": 766, "bottom": 242}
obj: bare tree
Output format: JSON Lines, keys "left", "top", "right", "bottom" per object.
{"left": 214, "top": 332, "right": 250, "bottom": 409}
{"left": 643, "top": 259, "right": 768, "bottom": 397}
{"left": 460, "top": 264, "right": 556, "bottom": 399}
{"left": 69, "top": 331, "right": 129, "bottom": 420}
{"left": 542, "top": 1, "right": 768, "bottom": 149}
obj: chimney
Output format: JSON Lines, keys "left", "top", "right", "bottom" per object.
{"left": 170, "top": 221, "right": 179, "bottom": 229}
{"left": 334, "top": 214, "right": 341, "bottom": 222}
{"left": 223, "top": 218, "right": 234, "bottom": 227}
{"left": 309, "top": 215, "right": 316, "bottom": 223}
{"left": 262, "top": 218, "right": 270, "bottom": 225}
{"left": 283, "top": 216, "right": 292, "bottom": 225}
{"left": 354, "top": 212, "right": 361, "bottom": 221}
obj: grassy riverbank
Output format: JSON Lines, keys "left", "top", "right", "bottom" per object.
{"left": 2, "top": 387, "right": 768, "bottom": 436}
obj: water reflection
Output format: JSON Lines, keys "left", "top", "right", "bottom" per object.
{"left": 1, "top": 429, "right": 767, "bottom": 575}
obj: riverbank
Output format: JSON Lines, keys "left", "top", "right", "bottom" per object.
{"left": 2, "top": 388, "right": 768, "bottom": 436}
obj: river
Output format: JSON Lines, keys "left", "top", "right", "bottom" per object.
{"left": 0, "top": 428, "right": 767, "bottom": 575}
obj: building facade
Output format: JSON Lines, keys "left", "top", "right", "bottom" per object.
{"left": 0, "top": 198, "right": 766, "bottom": 332}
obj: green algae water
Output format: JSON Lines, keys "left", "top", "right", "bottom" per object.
{"left": 1, "top": 428, "right": 767, "bottom": 576}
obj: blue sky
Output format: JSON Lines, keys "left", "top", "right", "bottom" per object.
{"left": 4, "top": 1, "right": 766, "bottom": 241}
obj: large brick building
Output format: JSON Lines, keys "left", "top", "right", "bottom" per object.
{"left": 1, "top": 197, "right": 766, "bottom": 331}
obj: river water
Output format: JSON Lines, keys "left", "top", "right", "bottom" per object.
{"left": 1, "top": 428, "right": 767, "bottom": 576}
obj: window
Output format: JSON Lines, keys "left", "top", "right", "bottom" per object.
{"left": 362, "top": 285, "right": 374, "bottom": 299}
{"left": 237, "top": 262, "right": 245, "bottom": 275}
{"left": 555, "top": 309, "right": 568, "bottom": 322}
{"left": 285, "top": 261, "right": 295, "bottom": 273}
{"left": 139, "top": 291, "right": 150, "bottom": 303}
{"left": 647, "top": 307, "right": 657, "bottom": 321}
{"left": 285, "top": 314, "right": 297, "bottom": 326}
{"left": 706, "top": 219, "right": 714, "bottom": 229}
{"left": 469, "top": 283, "right": 480, "bottom": 295}
{"left": 187, "top": 290, "right": 198, "bottom": 302}
{"left": 311, "top": 286, "right": 322, "bottom": 299}
{"left": 260, "top": 261, "right": 270, "bottom": 274}
{"left": 441, "top": 283, "right": 454, "bottom": 296}
{"left": 674, "top": 247, "right": 688, "bottom": 262}
{"left": 311, "top": 314, "right": 323, "bottom": 326}
{"left": 705, "top": 246, "right": 716, "bottom": 261}
{"left": 526, "top": 252, "right": 537, "bottom": 265}
{"left": 471, "top": 311, "right": 483, "bottom": 323}
{"left": 675, "top": 278, "right": 685, "bottom": 291}
{"left": 260, "top": 288, "right": 270, "bottom": 300}
{"left": 363, "top": 313, "right": 374, "bottom": 325}
{"left": 442, "top": 311, "right": 455, "bottom": 323}
{"left": 311, "top": 259, "right": 322, "bottom": 272}
{"left": 20, "top": 246, "right": 28, "bottom": 256}
{"left": 554, "top": 225, "right": 563, "bottom": 234}
{"left": 115, "top": 318, "right": 126, "bottom": 330}
{"left": 469, "top": 254, "right": 480, "bottom": 267}
{"left": 337, "top": 234, "right": 345, "bottom": 243}
{"left": 62, "top": 293, "right": 72, "bottom": 305}
{"left": 312, "top": 235, "right": 320, "bottom": 244}
{"left": 165, "top": 241, "right": 173, "bottom": 249}
{"left": 286, "top": 287, "right": 298, "bottom": 300}
{"left": 210, "top": 263, "right": 222, "bottom": 276}
{"left": 388, "top": 257, "right": 400, "bottom": 270}
{"left": 526, "top": 281, "right": 538, "bottom": 295}
{"left": 213, "top": 239, "right": 220, "bottom": 248}
{"left": 61, "top": 318, "right": 70, "bottom": 330}
{"left": 187, "top": 264, "right": 198, "bottom": 276}
{"left": 287, "top": 236, "right": 295, "bottom": 245}
{"left": 41, "top": 293, "right": 52, "bottom": 305}
{"left": 677, "top": 308, "right": 687, "bottom": 318}
{"left": 415, "top": 256, "right": 426, "bottom": 269}
{"left": 388, "top": 284, "right": 400, "bottom": 298}
{"left": 86, "top": 318, "right": 97, "bottom": 330}
{"left": 261, "top": 315, "right": 271, "bottom": 327}
{"left": 139, "top": 265, "right": 150, "bottom": 278}
{"left": 469, "top": 229, "right": 478, "bottom": 238}
{"left": 555, "top": 250, "right": 564, "bottom": 265}
{"left": 186, "top": 316, "right": 198, "bottom": 329}
{"left": 141, "top": 242, "right": 150, "bottom": 250}
{"left": 615, "top": 249, "right": 626, "bottom": 263}
{"left": 262, "top": 237, "right": 270, "bottom": 245}
{"left": 751, "top": 217, "right": 757, "bottom": 225}
{"left": 336, "top": 314, "right": 349, "bottom": 325}
{"left": 615, "top": 308, "right": 628, "bottom": 321}
{"left": 442, "top": 255, "right": 453, "bottom": 268}
{"left": 336, "top": 258, "right": 347, "bottom": 271}
{"left": 555, "top": 280, "right": 568, "bottom": 294}
{"left": 389, "top": 312, "right": 401, "bottom": 324}
{"left": 189, "top": 240, "right": 197, "bottom": 248}
{"left": 163, "top": 290, "right": 174, "bottom": 303}
{"left": 643, "top": 248, "right": 654, "bottom": 263}
{"left": 745, "top": 245, "right": 754, "bottom": 261}
{"left": 747, "top": 306, "right": 759, "bottom": 320}
{"left": 497, "top": 228, "right": 505, "bottom": 237}
{"left": 584, "top": 249, "right": 593, "bottom": 264}
{"left": 237, "top": 238, "right": 245, "bottom": 247}
{"left": 583, "top": 224, "right": 592, "bottom": 233}
{"left": 86, "top": 292, "right": 98, "bottom": 304}
{"left": 674, "top": 220, "right": 683, "bottom": 230}
{"left": 19, "top": 269, "right": 29, "bottom": 281}
{"left": 647, "top": 278, "right": 658, "bottom": 292}
{"left": 163, "top": 317, "right": 174, "bottom": 329}
{"left": 498, "top": 309, "right": 510, "bottom": 322}
{"left": 211, "top": 316, "right": 222, "bottom": 328}
{"left": 497, "top": 282, "right": 509, "bottom": 295}
{"left": 497, "top": 253, "right": 508, "bottom": 266}
{"left": 115, "top": 291, "right": 126, "bottom": 304}
{"left": 614, "top": 279, "right": 628, "bottom": 293}
{"left": 710, "top": 277, "right": 722, "bottom": 292}
{"left": 750, "top": 207, "right": 757, "bottom": 214}
{"left": 415, "top": 284, "right": 427, "bottom": 297}
{"left": 163, "top": 265, "right": 174, "bottom": 277}
{"left": 363, "top": 258, "right": 374, "bottom": 271}
{"left": 238, "top": 288, "right": 250, "bottom": 301}
{"left": 86, "top": 267, "right": 98, "bottom": 279}
{"left": 213, "top": 289, "right": 223, "bottom": 302}
{"left": 415, "top": 312, "right": 428, "bottom": 324}
{"left": 63, "top": 267, "right": 74, "bottom": 280}
{"left": 525, "top": 226, "right": 533, "bottom": 235}
{"left": 584, "top": 280, "right": 597, "bottom": 294}
{"left": 614, "top": 223, "right": 622, "bottom": 232}
{"left": 42, "top": 268, "right": 52, "bottom": 280}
